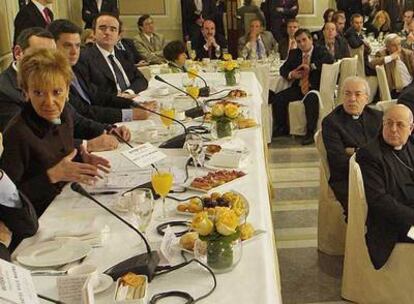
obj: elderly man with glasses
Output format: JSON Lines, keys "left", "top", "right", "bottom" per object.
{"left": 357, "top": 104, "right": 414, "bottom": 269}
{"left": 322, "top": 76, "right": 383, "bottom": 217}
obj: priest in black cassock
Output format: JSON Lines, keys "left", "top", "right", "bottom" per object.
{"left": 357, "top": 104, "right": 414, "bottom": 269}
{"left": 322, "top": 76, "right": 383, "bottom": 216}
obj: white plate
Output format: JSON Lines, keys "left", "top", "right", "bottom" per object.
{"left": 17, "top": 239, "right": 92, "bottom": 268}
{"left": 94, "top": 274, "right": 113, "bottom": 294}
{"left": 203, "top": 161, "right": 246, "bottom": 171}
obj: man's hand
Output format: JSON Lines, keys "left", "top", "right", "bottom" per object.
{"left": 0, "top": 221, "right": 11, "bottom": 248}
{"left": 196, "top": 17, "right": 204, "bottom": 27}
{"left": 206, "top": 36, "right": 218, "bottom": 48}
{"left": 47, "top": 149, "right": 103, "bottom": 185}
{"left": 289, "top": 69, "right": 303, "bottom": 80}
{"left": 80, "top": 145, "right": 111, "bottom": 174}
{"left": 118, "top": 92, "right": 137, "bottom": 99}
{"left": 407, "top": 32, "right": 414, "bottom": 44}
{"left": 135, "top": 60, "right": 149, "bottom": 67}
{"left": 132, "top": 101, "right": 157, "bottom": 120}
{"left": 390, "top": 51, "right": 401, "bottom": 61}
{"left": 110, "top": 125, "right": 131, "bottom": 142}
{"left": 87, "top": 134, "right": 119, "bottom": 152}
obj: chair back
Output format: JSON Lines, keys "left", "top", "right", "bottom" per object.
{"left": 349, "top": 45, "right": 366, "bottom": 77}
{"left": 314, "top": 130, "right": 347, "bottom": 255}
{"left": 337, "top": 56, "right": 358, "bottom": 104}
{"left": 319, "top": 60, "right": 341, "bottom": 118}
{"left": 375, "top": 65, "right": 391, "bottom": 101}
{"left": 373, "top": 99, "right": 397, "bottom": 112}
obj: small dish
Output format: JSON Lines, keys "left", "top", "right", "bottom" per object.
{"left": 94, "top": 274, "right": 113, "bottom": 294}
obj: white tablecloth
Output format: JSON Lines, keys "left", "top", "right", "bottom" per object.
{"left": 14, "top": 72, "right": 282, "bottom": 304}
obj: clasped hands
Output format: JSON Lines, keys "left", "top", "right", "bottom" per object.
{"left": 290, "top": 64, "right": 310, "bottom": 80}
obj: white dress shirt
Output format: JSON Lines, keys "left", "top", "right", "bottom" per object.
{"left": 384, "top": 55, "right": 413, "bottom": 89}
{"left": 96, "top": 0, "right": 103, "bottom": 11}
{"left": 0, "top": 170, "right": 21, "bottom": 209}
{"left": 95, "top": 43, "right": 133, "bottom": 94}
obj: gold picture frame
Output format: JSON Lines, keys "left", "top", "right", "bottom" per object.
{"left": 119, "top": 0, "right": 166, "bottom": 15}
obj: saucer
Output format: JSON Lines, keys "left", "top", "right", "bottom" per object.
{"left": 94, "top": 274, "right": 113, "bottom": 294}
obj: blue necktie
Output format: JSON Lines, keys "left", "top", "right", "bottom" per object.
{"left": 72, "top": 75, "right": 92, "bottom": 105}
{"left": 256, "top": 40, "right": 262, "bottom": 59}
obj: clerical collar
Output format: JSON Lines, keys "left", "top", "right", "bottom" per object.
{"left": 393, "top": 145, "right": 404, "bottom": 151}
{"left": 12, "top": 61, "right": 18, "bottom": 72}
{"left": 352, "top": 115, "right": 360, "bottom": 120}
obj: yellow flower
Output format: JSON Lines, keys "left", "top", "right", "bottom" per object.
{"left": 224, "top": 60, "right": 238, "bottom": 71}
{"left": 211, "top": 104, "right": 225, "bottom": 117}
{"left": 239, "top": 223, "right": 255, "bottom": 240}
{"left": 231, "top": 196, "right": 247, "bottom": 217}
{"left": 191, "top": 212, "right": 214, "bottom": 236}
{"left": 216, "top": 208, "right": 239, "bottom": 236}
{"left": 224, "top": 103, "right": 239, "bottom": 119}
{"left": 223, "top": 53, "right": 233, "bottom": 61}
{"left": 187, "top": 67, "right": 198, "bottom": 80}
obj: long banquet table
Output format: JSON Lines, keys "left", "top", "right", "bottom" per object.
{"left": 13, "top": 72, "right": 282, "bottom": 304}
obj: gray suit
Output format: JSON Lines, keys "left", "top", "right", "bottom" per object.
{"left": 237, "top": 31, "right": 278, "bottom": 58}
{"left": 133, "top": 32, "right": 166, "bottom": 64}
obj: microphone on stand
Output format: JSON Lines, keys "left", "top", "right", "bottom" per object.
{"left": 167, "top": 61, "right": 210, "bottom": 97}
{"left": 154, "top": 75, "right": 205, "bottom": 118}
{"left": 70, "top": 182, "right": 160, "bottom": 281}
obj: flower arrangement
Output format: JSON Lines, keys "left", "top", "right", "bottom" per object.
{"left": 191, "top": 208, "right": 243, "bottom": 271}
{"left": 222, "top": 59, "right": 239, "bottom": 86}
{"left": 210, "top": 103, "right": 240, "bottom": 138}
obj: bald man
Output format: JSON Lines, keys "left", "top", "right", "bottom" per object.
{"left": 357, "top": 104, "right": 414, "bottom": 270}
{"left": 191, "top": 19, "right": 227, "bottom": 60}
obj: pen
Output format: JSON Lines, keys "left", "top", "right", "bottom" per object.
{"left": 90, "top": 191, "right": 118, "bottom": 195}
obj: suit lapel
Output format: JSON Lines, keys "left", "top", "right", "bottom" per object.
{"left": 28, "top": 1, "right": 47, "bottom": 27}
{"left": 92, "top": 45, "right": 116, "bottom": 82}
{"left": 140, "top": 33, "right": 154, "bottom": 52}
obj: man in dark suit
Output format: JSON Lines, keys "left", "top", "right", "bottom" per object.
{"left": 270, "top": 28, "right": 334, "bottom": 145}
{"left": 268, "top": 0, "right": 298, "bottom": 42}
{"left": 181, "top": 0, "right": 217, "bottom": 41}
{"left": 191, "top": 19, "right": 227, "bottom": 60}
{"left": 345, "top": 13, "right": 376, "bottom": 76}
{"left": 357, "top": 104, "right": 414, "bottom": 269}
{"left": 14, "top": 0, "right": 54, "bottom": 45}
{"left": 318, "top": 22, "right": 350, "bottom": 61}
{"left": 278, "top": 18, "right": 299, "bottom": 60}
{"left": 48, "top": 19, "right": 154, "bottom": 125}
{"left": 0, "top": 27, "right": 125, "bottom": 152}
{"left": 82, "top": 0, "right": 119, "bottom": 29}
{"left": 322, "top": 76, "right": 382, "bottom": 216}
{"left": 0, "top": 132, "right": 38, "bottom": 261}
{"left": 78, "top": 13, "right": 148, "bottom": 96}
{"left": 336, "top": 0, "right": 364, "bottom": 28}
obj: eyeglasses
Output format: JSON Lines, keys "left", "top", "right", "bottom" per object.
{"left": 383, "top": 119, "right": 413, "bottom": 129}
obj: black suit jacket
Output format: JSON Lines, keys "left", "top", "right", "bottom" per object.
{"left": 0, "top": 64, "right": 105, "bottom": 139}
{"left": 322, "top": 106, "right": 382, "bottom": 208}
{"left": 82, "top": 0, "right": 119, "bottom": 29}
{"left": 181, "top": 0, "right": 217, "bottom": 38}
{"left": 0, "top": 244, "right": 9, "bottom": 261}
{"left": 69, "top": 68, "right": 134, "bottom": 124}
{"left": 318, "top": 36, "right": 351, "bottom": 61}
{"left": 191, "top": 33, "right": 227, "bottom": 60}
{"left": 13, "top": 1, "right": 53, "bottom": 44}
{"left": 356, "top": 136, "right": 414, "bottom": 269}
{"left": 78, "top": 45, "right": 148, "bottom": 95}
{"left": 0, "top": 191, "right": 38, "bottom": 254}
{"left": 336, "top": 0, "right": 363, "bottom": 27}
{"left": 280, "top": 45, "right": 334, "bottom": 90}
{"left": 344, "top": 27, "right": 376, "bottom": 76}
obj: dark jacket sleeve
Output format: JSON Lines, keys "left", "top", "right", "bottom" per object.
{"left": 0, "top": 94, "right": 21, "bottom": 132}
{"left": 127, "top": 68, "right": 149, "bottom": 94}
{"left": 0, "top": 243, "right": 10, "bottom": 261}
{"left": 280, "top": 49, "right": 299, "bottom": 80}
{"left": 67, "top": 103, "right": 106, "bottom": 140}
{"left": 68, "top": 91, "right": 123, "bottom": 124}
{"left": 345, "top": 28, "right": 364, "bottom": 49}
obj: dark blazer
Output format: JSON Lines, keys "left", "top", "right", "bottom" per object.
{"left": 116, "top": 38, "right": 144, "bottom": 64}
{"left": 322, "top": 106, "right": 383, "bottom": 210}
{"left": 13, "top": 1, "right": 53, "bottom": 44}
{"left": 82, "top": 0, "right": 119, "bottom": 29}
{"left": 1, "top": 104, "right": 74, "bottom": 216}
{"left": 344, "top": 27, "right": 376, "bottom": 76}
{"left": 318, "top": 36, "right": 351, "bottom": 61}
{"left": 398, "top": 83, "right": 414, "bottom": 114}
{"left": 0, "top": 64, "right": 106, "bottom": 138}
{"left": 70, "top": 68, "right": 134, "bottom": 124}
{"left": 0, "top": 244, "right": 9, "bottom": 261}
{"left": 191, "top": 33, "right": 228, "bottom": 60}
{"left": 280, "top": 45, "right": 334, "bottom": 90}
{"left": 336, "top": 0, "right": 363, "bottom": 27}
{"left": 78, "top": 45, "right": 148, "bottom": 95}
{"left": 356, "top": 136, "right": 414, "bottom": 269}
{"left": 278, "top": 37, "right": 294, "bottom": 60}
{"left": 269, "top": 0, "right": 298, "bottom": 40}
{"left": 0, "top": 191, "right": 38, "bottom": 253}
{"left": 181, "top": 0, "right": 217, "bottom": 39}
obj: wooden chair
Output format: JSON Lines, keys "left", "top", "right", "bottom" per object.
{"left": 314, "top": 130, "right": 347, "bottom": 255}
{"left": 288, "top": 61, "right": 341, "bottom": 136}
{"left": 337, "top": 56, "right": 358, "bottom": 105}
{"left": 341, "top": 155, "right": 414, "bottom": 304}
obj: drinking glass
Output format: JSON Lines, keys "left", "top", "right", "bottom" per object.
{"left": 190, "top": 50, "right": 197, "bottom": 61}
{"left": 151, "top": 167, "right": 174, "bottom": 219}
{"left": 215, "top": 48, "right": 221, "bottom": 59}
{"left": 160, "top": 101, "right": 176, "bottom": 135}
{"left": 126, "top": 188, "right": 154, "bottom": 233}
{"left": 241, "top": 48, "right": 248, "bottom": 61}
{"left": 185, "top": 133, "right": 204, "bottom": 168}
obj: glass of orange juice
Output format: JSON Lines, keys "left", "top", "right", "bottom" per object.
{"left": 151, "top": 167, "right": 174, "bottom": 219}
{"left": 160, "top": 101, "right": 175, "bottom": 135}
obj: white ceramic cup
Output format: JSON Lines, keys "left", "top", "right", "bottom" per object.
{"left": 67, "top": 264, "right": 99, "bottom": 288}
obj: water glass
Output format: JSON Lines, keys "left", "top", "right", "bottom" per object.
{"left": 126, "top": 188, "right": 154, "bottom": 233}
